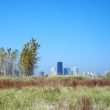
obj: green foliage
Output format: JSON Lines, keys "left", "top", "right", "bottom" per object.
{"left": 43, "top": 88, "right": 60, "bottom": 102}
{"left": 47, "top": 76, "right": 88, "bottom": 80}
{"left": 106, "top": 72, "right": 110, "bottom": 78}
{"left": 0, "top": 47, "right": 7, "bottom": 74}
{"left": 19, "top": 38, "right": 40, "bottom": 76}
{"left": 0, "top": 87, "right": 110, "bottom": 110}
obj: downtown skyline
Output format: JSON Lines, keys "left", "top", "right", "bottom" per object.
{"left": 0, "top": 0, "right": 110, "bottom": 74}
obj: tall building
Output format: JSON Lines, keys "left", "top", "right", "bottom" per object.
{"left": 51, "top": 67, "right": 57, "bottom": 76}
{"left": 39, "top": 71, "right": 44, "bottom": 77}
{"left": 57, "top": 62, "right": 63, "bottom": 75}
{"left": 72, "top": 67, "right": 78, "bottom": 75}
{"left": 64, "top": 68, "right": 71, "bottom": 75}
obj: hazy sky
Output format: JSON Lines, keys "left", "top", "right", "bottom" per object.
{"left": 0, "top": 0, "right": 110, "bottom": 74}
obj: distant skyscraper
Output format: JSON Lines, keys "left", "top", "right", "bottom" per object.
{"left": 57, "top": 62, "right": 63, "bottom": 75}
{"left": 51, "top": 67, "right": 57, "bottom": 76}
{"left": 64, "top": 68, "right": 68, "bottom": 75}
{"left": 39, "top": 71, "right": 44, "bottom": 77}
{"left": 64, "top": 68, "right": 71, "bottom": 75}
{"left": 72, "top": 67, "right": 78, "bottom": 75}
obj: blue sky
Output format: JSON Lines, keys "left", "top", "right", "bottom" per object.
{"left": 0, "top": 0, "right": 110, "bottom": 74}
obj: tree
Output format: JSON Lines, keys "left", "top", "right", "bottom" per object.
{"left": 19, "top": 43, "right": 30, "bottom": 76}
{"left": 29, "top": 38, "right": 40, "bottom": 75}
{"left": 106, "top": 72, "right": 110, "bottom": 79}
{"left": 0, "top": 47, "right": 7, "bottom": 75}
{"left": 3, "top": 48, "right": 19, "bottom": 76}
{"left": 19, "top": 38, "right": 40, "bottom": 76}
{"left": 0, "top": 47, "right": 19, "bottom": 76}
{"left": 10, "top": 49, "right": 19, "bottom": 76}
{"left": 6, "top": 48, "right": 12, "bottom": 75}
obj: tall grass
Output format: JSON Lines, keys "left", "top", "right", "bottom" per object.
{"left": 0, "top": 77, "right": 110, "bottom": 89}
{"left": 0, "top": 77, "right": 110, "bottom": 110}
{"left": 0, "top": 87, "right": 110, "bottom": 110}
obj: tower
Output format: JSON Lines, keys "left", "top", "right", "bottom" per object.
{"left": 64, "top": 68, "right": 71, "bottom": 75}
{"left": 51, "top": 67, "right": 57, "bottom": 76}
{"left": 57, "top": 62, "right": 63, "bottom": 75}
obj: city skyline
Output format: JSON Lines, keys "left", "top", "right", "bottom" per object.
{"left": 48, "top": 61, "right": 108, "bottom": 76}
{"left": 49, "top": 61, "right": 102, "bottom": 77}
{"left": 0, "top": 0, "right": 110, "bottom": 74}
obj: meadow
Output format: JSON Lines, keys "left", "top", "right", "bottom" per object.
{"left": 0, "top": 76, "right": 110, "bottom": 110}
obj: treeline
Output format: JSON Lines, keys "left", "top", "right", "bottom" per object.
{"left": 0, "top": 48, "right": 18, "bottom": 76}
{"left": 0, "top": 38, "right": 40, "bottom": 76}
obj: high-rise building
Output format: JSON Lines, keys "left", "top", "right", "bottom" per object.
{"left": 57, "top": 62, "right": 63, "bottom": 75}
{"left": 72, "top": 67, "right": 78, "bottom": 75}
{"left": 64, "top": 68, "right": 71, "bottom": 75}
{"left": 39, "top": 71, "right": 44, "bottom": 77}
{"left": 64, "top": 68, "right": 68, "bottom": 75}
{"left": 51, "top": 67, "right": 57, "bottom": 76}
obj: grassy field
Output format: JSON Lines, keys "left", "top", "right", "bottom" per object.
{"left": 0, "top": 76, "right": 110, "bottom": 110}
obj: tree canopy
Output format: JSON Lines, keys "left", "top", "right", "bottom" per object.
{"left": 19, "top": 38, "right": 40, "bottom": 76}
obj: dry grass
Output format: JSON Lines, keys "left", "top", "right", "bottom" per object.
{"left": 0, "top": 77, "right": 110, "bottom": 89}
{"left": 76, "top": 96, "right": 92, "bottom": 110}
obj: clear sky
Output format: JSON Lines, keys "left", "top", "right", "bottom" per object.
{"left": 0, "top": 0, "right": 110, "bottom": 74}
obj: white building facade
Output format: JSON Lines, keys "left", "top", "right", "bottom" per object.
{"left": 51, "top": 67, "right": 57, "bottom": 76}
{"left": 72, "top": 67, "right": 78, "bottom": 75}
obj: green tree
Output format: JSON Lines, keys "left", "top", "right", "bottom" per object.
{"left": 106, "top": 72, "right": 110, "bottom": 78}
{"left": 29, "top": 38, "right": 40, "bottom": 75}
{"left": 19, "top": 43, "right": 30, "bottom": 76}
{"left": 19, "top": 38, "right": 40, "bottom": 76}
{"left": 0, "top": 47, "right": 7, "bottom": 75}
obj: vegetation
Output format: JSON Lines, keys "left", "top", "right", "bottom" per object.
{"left": 76, "top": 96, "right": 92, "bottom": 110}
{"left": 0, "top": 77, "right": 109, "bottom": 109}
{"left": 106, "top": 72, "right": 110, "bottom": 78}
{"left": 19, "top": 38, "right": 40, "bottom": 76}
{"left": 0, "top": 77, "right": 110, "bottom": 89}
{"left": 0, "top": 47, "right": 19, "bottom": 76}
{"left": 0, "top": 38, "right": 40, "bottom": 76}
{"left": 0, "top": 38, "right": 109, "bottom": 110}
{"left": 0, "top": 87, "right": 110, "bottom": 110}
